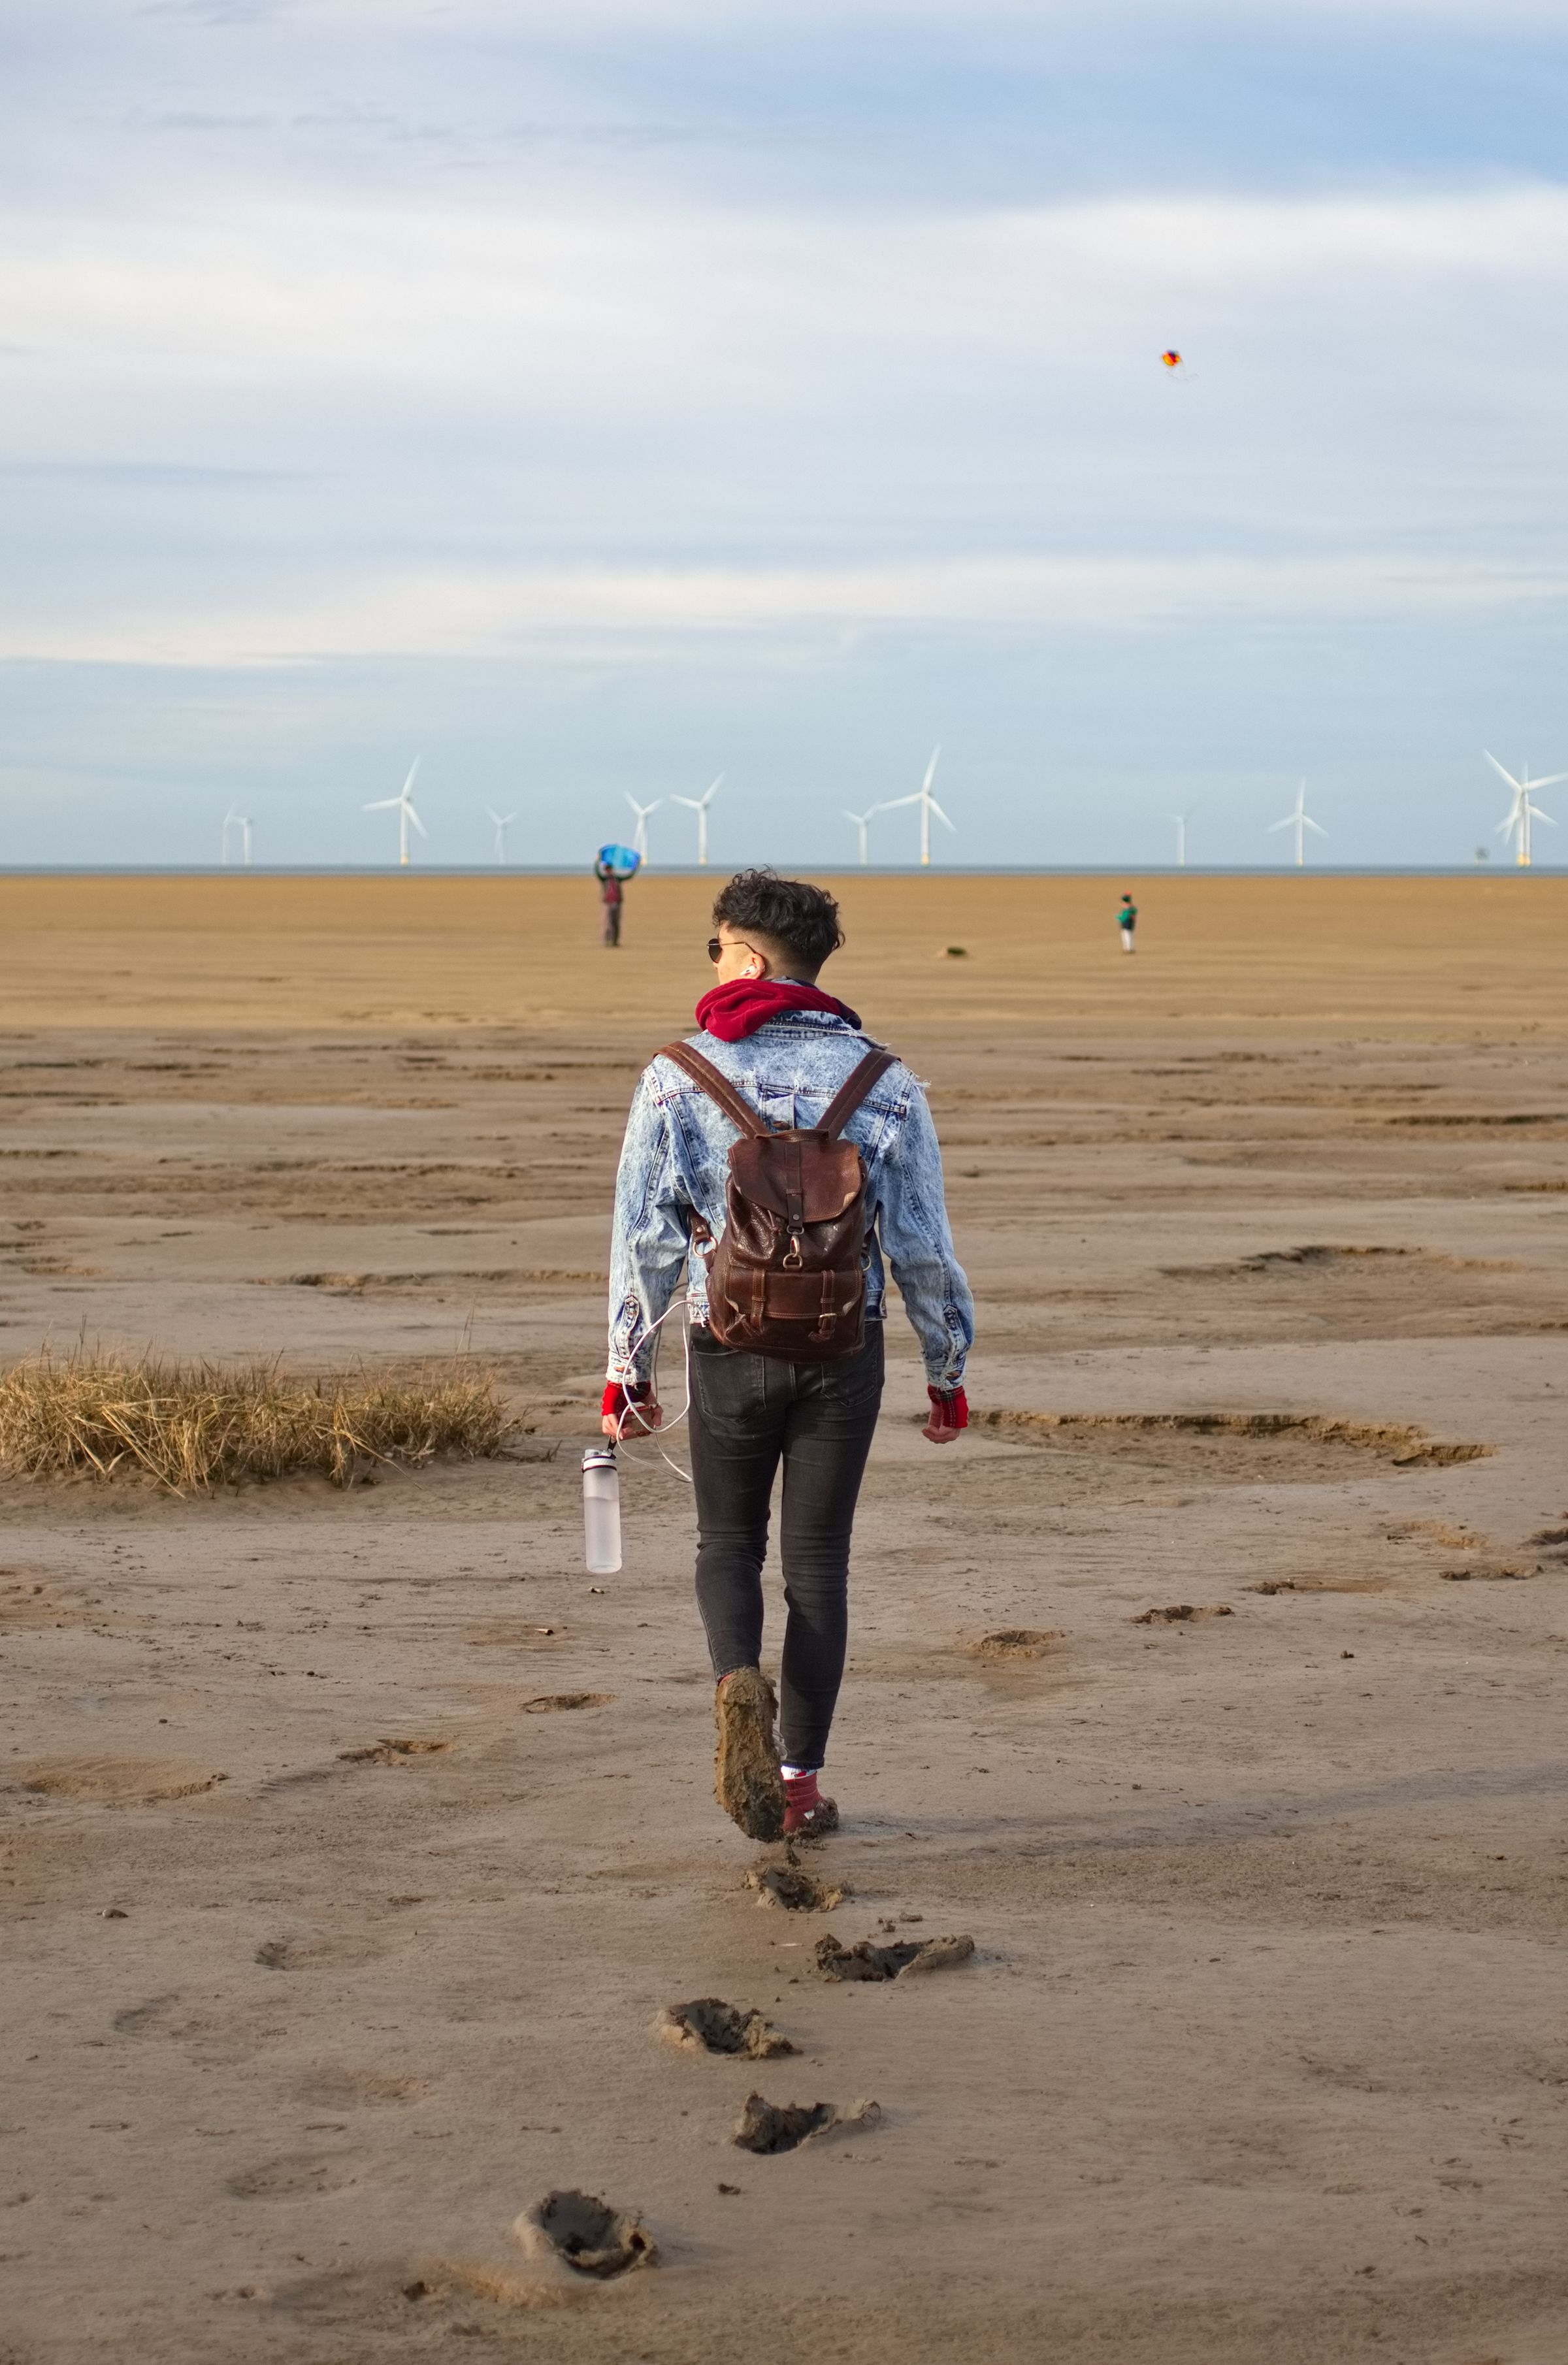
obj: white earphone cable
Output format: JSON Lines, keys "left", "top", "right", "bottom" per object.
{"left": 612, "top": 1290, "right": 695, "bottom": 1485}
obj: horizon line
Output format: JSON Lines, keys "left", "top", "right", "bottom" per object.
{"left": 0, "top": 863, "right": 1554, "bottom": 881}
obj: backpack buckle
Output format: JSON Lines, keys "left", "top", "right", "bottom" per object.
{"left": 810, "top": 1269, "right": 838, "bottom": 1341}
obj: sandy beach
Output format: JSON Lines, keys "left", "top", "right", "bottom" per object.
{"left": 3, "top": 871, "right": 1566, "bottom": 2365}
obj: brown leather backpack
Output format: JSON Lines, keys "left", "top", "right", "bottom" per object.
{"left": 659, "top": 1039, "right": 897, "bottom": 1361}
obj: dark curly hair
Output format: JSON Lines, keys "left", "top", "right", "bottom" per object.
{"left": 711, "top": 870, "right": 845, "bottom": 979}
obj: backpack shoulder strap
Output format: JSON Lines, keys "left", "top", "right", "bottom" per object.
{"left": 657, "top": 1041, "right": 771, "bottom": 1137}
{"left": 819, "top": 1048, "right": 897, "bottom": 1140}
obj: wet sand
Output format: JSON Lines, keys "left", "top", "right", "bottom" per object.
{"left": 3, "top": 873, "right": 1567, "bottom": 2365}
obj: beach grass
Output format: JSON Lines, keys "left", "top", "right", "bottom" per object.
{"left": 0, "top": 1349, "right": 508, "bottom": 1493}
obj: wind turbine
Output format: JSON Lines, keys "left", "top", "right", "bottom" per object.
{"left": 1484, "top": 752, "right": 1564, "bottom": 869}
{"left": 485, "top": 806, "right": 517, "bottom": 865}
{"left": 881, "top": 747, "right": 954, "bottom": 868}
{"left": 671, "top": 774, "right": 723, "bottom": 867}
{"left": 221, "top": 806, "right": 252, "bottom": 867}
{"left": 1267, "top": 779, "right": 1326, "bottom": 868}
{"left": 843, "top": 805, "right": 882, "bottom": 866}
{"left": 364, "top": 760, "right": 427, "bottom": 868}
{"left": 625, "top": 794, "right": 662, "bottom": 863}
{"left": 1172, "top": 809, "right": 1194, "bottom": 868}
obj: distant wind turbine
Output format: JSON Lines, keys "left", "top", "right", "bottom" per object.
{"left": 671, "top": 775, "right": 723, "bottom": 867}
{"left": 485, "top": 806, "right": 517, "bottom": 865}
{"left": 843, "top": 805, "right": 883, "bottom": 866}
{"left": 880, "top": 747, "right": 955, "bottom": 868}
{"left": 364, "top": 760, "right": 427, "bottom": 868}
{"left": 1172, "top": 809, "right": 1194, "bottom": 868}
{"left": 625, "top": 794, "right": 662, "bottom": 862}
{"left": 1484, "top": 752, "right": 1564, "bottom": 870}
{"left": 221, "top": 806, "right": 252, "bottom": 868}
{"left": 1267, "top": 779, "right": 1326, "bottom": 868}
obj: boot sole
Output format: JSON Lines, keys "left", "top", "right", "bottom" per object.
{"left": 714, "top": 1669, "right": 785, "bottom": 1842}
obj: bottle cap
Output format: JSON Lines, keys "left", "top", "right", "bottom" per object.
{"left": 581, "top": 1446, "right": 617, "bottom": 1471}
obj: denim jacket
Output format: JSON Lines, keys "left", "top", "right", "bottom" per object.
{"left": 607, "top": 1008, "right": 973, "bottom": 1389}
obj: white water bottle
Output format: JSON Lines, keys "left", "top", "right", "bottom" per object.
{"left": 581, "top": 1446, "right": 622, "bottom": 1576}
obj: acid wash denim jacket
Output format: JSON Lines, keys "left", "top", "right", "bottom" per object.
{"left": 606, "top": 1007, "right": 974, "bottom": 1390}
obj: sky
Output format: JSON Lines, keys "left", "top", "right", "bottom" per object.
{"left": 3, "top": 0, "right": 1568, "bottom": 869}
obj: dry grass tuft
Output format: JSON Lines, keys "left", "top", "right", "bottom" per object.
{"left": 0, "top": 1350, "right": 508, "bottom": 1493}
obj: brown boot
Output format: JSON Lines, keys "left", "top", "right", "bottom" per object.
{"left": 713, "top": 1668, "right": 785, "bottom": 1842}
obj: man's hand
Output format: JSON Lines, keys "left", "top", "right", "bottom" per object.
{"left": 923, "top": 1384, "right": 969, "bottom": 1445}
{"left": 600, "top": 1381, "right": 663, "bottom": 1440}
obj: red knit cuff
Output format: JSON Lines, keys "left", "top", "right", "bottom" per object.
{"left": 926, "top": 1384, "right": 969, "bottom": 1431}
{"left": 601, "top": 1380, "right": 651, "bottom": 1420}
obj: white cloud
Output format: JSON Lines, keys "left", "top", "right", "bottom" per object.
{"left": 7, "top": 549, "right": 1565, "bottom": 668}
{"left": 3, "top": 171, "right": 1567, "bottom": 668}
{"left": 5, "top": 180, "right": 1567, "bottom": 415}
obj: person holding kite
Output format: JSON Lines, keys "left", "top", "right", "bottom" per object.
{"left": 595, "top": 841, "right": 642, "bottom": 947}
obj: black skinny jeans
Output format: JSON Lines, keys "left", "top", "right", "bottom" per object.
{"left": 687, "top": 1322, "right": 884, "bottom": 1772}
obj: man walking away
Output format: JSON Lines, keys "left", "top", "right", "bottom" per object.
{"left": 602, "top": 870, "right": 974, "bottom": 1842}
{"left": 595, "top": 855, "right": 625, "bottom": 947}
{"left": 1117, "top": 891, "right": 1137, "bottom": 953}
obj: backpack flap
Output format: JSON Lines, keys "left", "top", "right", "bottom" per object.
{"left": 726, "top": 1133, "right": 868, "bottom": 1282}
{"left": 728, "top": 1131, "right": 864, "bottom": 1224}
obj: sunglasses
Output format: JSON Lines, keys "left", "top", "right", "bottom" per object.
{"left": 707, "top": 937, "right": 761, "bottom": 965}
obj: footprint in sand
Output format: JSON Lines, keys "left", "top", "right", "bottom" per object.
{"left": 0, "top": 1582, "right": 129, "bottom": 1633}
{"left": 20, "top": 1757, "right": 225, "bottom": 1802}
{"left": 966, "top": 1628, "right": 1062, "bottom": 1660}
{"left": 1442, "top": 1563, "right": 1539, "bottom": 1582}
{"left": 1133, "top": 1603, "right": 1233, "bottom": 1625}
{"left": 512, "top": 2190, "right": 657, "bottom": 2278}
{"left": 336, "top": 1738, "right": 453, "bottom": 1765}
{"left": 743, "top": 1861, "right": 845, "bottom": 1912}
{"left": 657, "top": 1999, "right": 796, "bottom": 2059}
{"left": 264, "top": 1738, "right": 453, "bottom": 1792}
{"left": 112, "top": 1992, "right": 191, "bottom": 2037}
{"left": 1249, "top": 1578, "right": 1390, "bottom": 1595}
{"left": 1389, "top": 1518, "right": 1487, "bottom": 1550}
{"left": 814, "top": 1932, "right": 975, "bottom": 1982}
{"left": 521, "top": 1693, "right": 613, "bottom": 1713}
{"left": 731, "top": 2095, "right": 881, "bottom": 2154}
{"left": 299, "top": 2068, "right": 427, "bottom": 2108}
{"left": 225, "top": 2153, "right": 357, "bottom": 2199}
{"left": 255, "top": 1932, "right": 389, "bottom": 1970}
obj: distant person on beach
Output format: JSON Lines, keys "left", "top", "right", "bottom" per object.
{"left": 1118, "top": 892, "right": 1137, "bottom": 953}
{"left": 595, "top": 856, "right": 625, "bottom": 947}
{"left": 601, "top": 870, "right": 974, "bottom": 1843}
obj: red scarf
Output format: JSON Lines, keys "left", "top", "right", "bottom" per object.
{"left": 695, "top": 979, "right": 861, "bottom": 1043}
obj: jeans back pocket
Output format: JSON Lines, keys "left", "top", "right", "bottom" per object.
{"left": 691, "top": 1332, "right": 769, "bottom": 1425}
